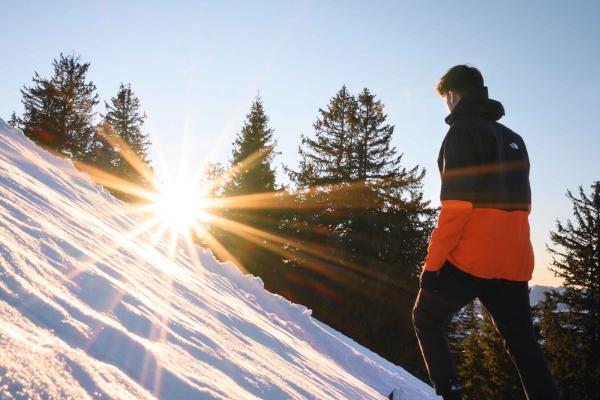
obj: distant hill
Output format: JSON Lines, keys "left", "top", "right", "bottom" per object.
{"left": 529, "top": 285, "right": 565, "bottom": 306}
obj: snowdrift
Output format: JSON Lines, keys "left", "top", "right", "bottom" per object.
{"left": 0, "top": 118, "right": 437, "bottom": 399}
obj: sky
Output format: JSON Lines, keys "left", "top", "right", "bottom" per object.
{"left": 1, "top": 0, "right": 599, "bottom": 286}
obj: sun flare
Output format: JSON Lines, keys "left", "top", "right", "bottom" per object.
{"left": 151, "top": 180, "right": 210, "bottom": 234}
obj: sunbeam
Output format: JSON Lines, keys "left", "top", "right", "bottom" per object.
{"left": 64, "top": 109, "right": 426, "bottom": 327}
{"left": 147, "top": 180, "right": 211, "bottom": 236}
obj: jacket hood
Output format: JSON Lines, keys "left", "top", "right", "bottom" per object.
{"left": 445, "top": 86, "right": 505, "bottom": 125}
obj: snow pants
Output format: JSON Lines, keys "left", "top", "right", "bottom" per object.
{"left": 412, "top": 260, "right": 560, "bottom": 399}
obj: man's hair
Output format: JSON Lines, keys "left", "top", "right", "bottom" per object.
{"left": 436, "top": 65, "right": 484, "bottom": 97}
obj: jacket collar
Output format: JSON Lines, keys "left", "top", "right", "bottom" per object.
{"left": 445, "top": 86, "right": 505, "bottom": 125}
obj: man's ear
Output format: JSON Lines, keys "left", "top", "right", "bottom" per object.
{"left": 448, "top": 91, "right": 456, "bottom": 104}
{"left": 449, "top": 91, "right": 461, "bottom": 105}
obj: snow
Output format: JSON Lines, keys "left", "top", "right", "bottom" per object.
{"left": 0, "top": 118, "right": 437, "bottom": 399}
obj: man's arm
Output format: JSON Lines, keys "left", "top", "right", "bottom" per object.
{"left": 424, "top": 125, "right": 481, "bottom": 271}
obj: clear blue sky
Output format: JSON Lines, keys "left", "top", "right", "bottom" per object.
{"left": 2, "top": 0, "right": 599, "bottom": 286}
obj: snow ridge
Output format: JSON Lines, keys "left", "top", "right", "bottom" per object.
{"left": 0, "top": 118, "right": 436, "bottom": 399}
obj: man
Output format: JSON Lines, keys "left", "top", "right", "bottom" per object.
{"left": 410, "top": 65, "right": 560, "bottom": 400}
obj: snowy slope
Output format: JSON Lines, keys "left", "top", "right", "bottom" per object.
{"left": 0, "top": 118, "right": 437, "bottom": 399}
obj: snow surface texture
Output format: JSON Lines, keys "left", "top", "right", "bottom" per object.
{"left": 0, "top": 118, "right": 438, "bottom": 399}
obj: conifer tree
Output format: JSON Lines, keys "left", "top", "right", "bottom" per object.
{"left": 536, "top": 182, "right": 600, "bottom": 399}
{"left": 101, "top": 83, "right": 153, "bottom": 202}
{"left": 19, "top": 53, "right": 99, "bottom": 160}
{"left": 290, "top": 85, "right": 357, "bottom": 187}
{"left": 91, "top": 121, "right": 120, "bottom": 176}
{"left": 354, "top": 88, "right": 400, "bottom": 181}
{"left": 283, "top": 86, "right": 359, "bottom": 270}
{"left": 207, "top": 95, "right": 282, "bottom": 281}
{"left": 224, "top": 94, "right": 280, "bottom": 233}
{"left": 226, "top": 95, "right": 278, "bottom": 195}
{"left": 449, "top": 301, "right": 487, "bottom": 398}
{"left": 449, "top": 301, "right": 524, "bottom": 399}
{"left": 351, "top": 88, "right": 431, "bottom": 279}
{"left": 282, "top": 86, "right": 435, "bottom": 377}
{"left": 476, "top": 311, "right": 525, "bottom": 399}
{"left": 8, "top": 112, "right": 20, "bottom": 128}
{"left": 200, "top": 161, "right": 226, "bottom": 198}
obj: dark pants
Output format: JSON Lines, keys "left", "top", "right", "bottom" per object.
{"left": 412, "top": 261, "right": 560, "bottom": 399}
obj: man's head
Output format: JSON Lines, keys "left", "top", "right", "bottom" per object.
{"left": 436, "top": 65, "right": 484, "bottom": 113}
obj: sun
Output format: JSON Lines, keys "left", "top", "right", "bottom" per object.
{"left": 151, "top": 180, "right": 210, "bottom": 235}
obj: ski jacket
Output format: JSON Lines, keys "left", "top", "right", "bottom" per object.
{"left": 424, "top": 86, "right": 534, "bottom": 281}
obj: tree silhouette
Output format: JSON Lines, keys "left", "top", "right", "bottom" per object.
{"left": 99, "top": 83, "right": 153, "bottom": 202}
{"left": 536, "top": 182, "right": 600, "bottom": 399}
{"left": 282, "top": 86, "right": 435, "bottom": 377}
{"left": 199, "top": 95, "right": 283, "bottom": 285}
{"left": 226, "top": 95, "right": 278, "bottom": 195}
{"left": 19, "top": 53, "right": 99, "bottom": 160}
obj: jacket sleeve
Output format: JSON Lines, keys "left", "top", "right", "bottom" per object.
{"left": 424, "top": 125, "right": 481, "bottom": 271}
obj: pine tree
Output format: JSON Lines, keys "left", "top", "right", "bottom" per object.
{"left": 91, "top": 121, "right": 121, "bottom": 176}
{"left": 101, "top": 83, "right": 153, "bottom": 202}
{"left": 447, "top": 301, "right": 477, "bottom": 369}
{"left": 477, "top": 310, "right": 525, "bottom": 399}
{"left": 354, "top": 88, "right": 400, "bottom": 181}
{"left": 450, "top": 301, "right": 525, "bottom": 399}
{"left": 451, "top": 301, "right": 487, "bottom": 398}
{"left": 226, "top": 94, "right": 278, "bottom": 195}
{"left": 290, "top": 85, "right": 357, "bottom": 187}
{"left": 102, "top": 84, "right": 152, "bottom": 182}
{"left": 203, "top": 95, "right": 282, "bottom": 280}
{"left": 282, "top": 86, "right": 435, "bottom": 378}
{"left": 7, "top": 112, "right": 20, "bottom": 128}
{"left": 536, "top": 182, "right": 600, "bottom": 399}
{"left": 19, "top": 53, "right": 99, "bottom": 160}
{"left": 200, "top": 161, "right": 226, "bottom": 198}
{"left": 283, "top": 86, "right": 359, "bottom": 271}
{"left": 351, "top": 88, "right": 432, "bottom": 279}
